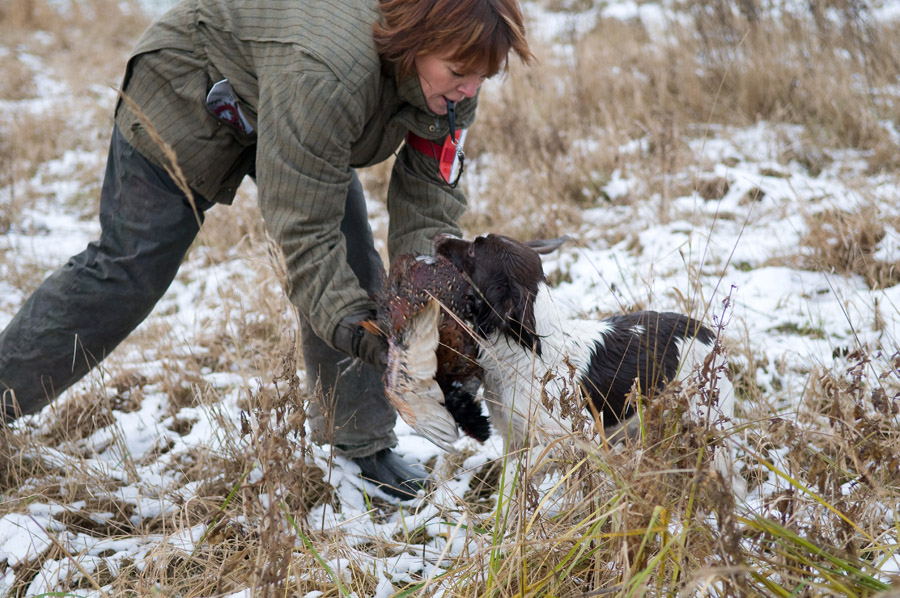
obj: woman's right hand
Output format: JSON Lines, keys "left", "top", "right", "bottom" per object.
{"left": 332, "top": 312, "right": 388, "bottom": 370}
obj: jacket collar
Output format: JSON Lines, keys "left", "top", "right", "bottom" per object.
{"left": 396, "top": 73, "right": 430, "bottom": 113}
{"left": 392, "top": 73, "right": 478, "bottom": 139}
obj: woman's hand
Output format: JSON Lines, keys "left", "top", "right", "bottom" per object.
{"left": 332, "top": 312, "right": 388, "bottom": 370}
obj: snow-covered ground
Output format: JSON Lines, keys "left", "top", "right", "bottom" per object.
{"left": 1, "top": 1, "right": 899, "bottom": 595}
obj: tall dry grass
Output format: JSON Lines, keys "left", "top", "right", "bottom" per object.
{"left": 0, "top": 0, "right": 146, "bottom": 87}
{"left": 0, "top": 0, "right": 148, "bottom": 290}
{"left": 464, "top": 0, "right": 900, "bottom": 239}
{"left": 1, "top": 0, "right": 899, "bottom": 596}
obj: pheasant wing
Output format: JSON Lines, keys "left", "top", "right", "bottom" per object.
{"left": 384, "top": 299, "right": 460, "bottom": 451}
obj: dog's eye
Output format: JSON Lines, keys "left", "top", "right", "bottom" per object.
{"left": 467, "top": 244, "right": 475, "bottom": 257}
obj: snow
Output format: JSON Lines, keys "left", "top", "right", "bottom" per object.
{"left": 0, "top": 513, "right": 66, "bottom": 568}
{"left": 2, "top": 1, "right": 900, "bottom": 595}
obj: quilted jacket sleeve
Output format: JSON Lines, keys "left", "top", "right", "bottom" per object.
{"left": 255, "top": 71, "right": 375, "bottom": 345}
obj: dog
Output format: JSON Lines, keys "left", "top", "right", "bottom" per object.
{"left": 434, "top": 233, "right": 745, "bottom": 495}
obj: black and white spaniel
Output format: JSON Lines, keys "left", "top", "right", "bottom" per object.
{"left": 434, "top": 233, "right": 744, "bottom": 494}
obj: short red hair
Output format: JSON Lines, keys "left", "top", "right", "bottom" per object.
{"left": 373, "top": 0, "right": 534, "bottom": 79}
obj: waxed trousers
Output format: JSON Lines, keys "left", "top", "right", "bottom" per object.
{"left": 0, "top": 126, "right": 397, "bottom": 457}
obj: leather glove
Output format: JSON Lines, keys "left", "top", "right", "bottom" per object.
{"left": 332, "top": 312, "right": 388, "bottom": 371}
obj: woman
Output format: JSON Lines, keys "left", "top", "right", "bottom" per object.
{"left": 0, "top": 0, "right": 532, "bottom": 498}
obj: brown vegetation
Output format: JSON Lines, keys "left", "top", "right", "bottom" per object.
{"left": 1, "top": 0, "right": 899, "bottom": 595}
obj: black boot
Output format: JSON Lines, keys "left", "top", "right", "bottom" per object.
{"left": 352, "top": 449, "right": 429, "bottom": 500}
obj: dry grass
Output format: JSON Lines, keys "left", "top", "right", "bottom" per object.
{"left": 799, "top": 205, "right": 900, "bottom": 289}
{"left": 0, "top": 0, "right": 140, "bottom": 242}
{"left": 0, "top": 0, "right": 146, "bottom": 89}
{"left": 1, "top": 0, "right": 900, "bottom": 596}
{"left": 464, "top": 0, "right": 900, "bottom": 239}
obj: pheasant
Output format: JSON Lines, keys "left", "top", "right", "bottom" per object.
{"left": 370, "top": 253, "right": 490, "bottom": 451}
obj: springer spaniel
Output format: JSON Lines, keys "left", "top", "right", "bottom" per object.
{"left": 434, "top": 233, "right": 745, "bottom": 495}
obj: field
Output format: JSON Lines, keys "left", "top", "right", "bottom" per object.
{"left": 1, "top": 0, "right": 899, "bottom": 596}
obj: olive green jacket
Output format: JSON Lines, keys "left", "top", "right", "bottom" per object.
{"left": 115, "top": 0, "right": 477, "bottom": 345}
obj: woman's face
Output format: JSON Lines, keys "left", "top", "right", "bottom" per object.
{"left": 415, "top": 53, "right": 487, "bottom": 115}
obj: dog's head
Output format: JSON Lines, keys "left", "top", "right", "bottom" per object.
{"left": 434, "top": 234, "right": 566, "bottom": 354}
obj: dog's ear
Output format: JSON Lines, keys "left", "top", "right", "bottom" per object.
{"left": 499, "top": 279, "right": 542, "bottom": 356}
{"left": 471, "top": 277, "right": 540, "bottom": 355}
{"left": 526, "top": 236, "right": 569, "bottom": 255}
{"left": 471, "top": 277, "right": 511, "bottom": 339}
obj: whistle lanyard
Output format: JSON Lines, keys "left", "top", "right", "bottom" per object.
{"left": 442, "top": 99, "right": 466, "bottom": 187}
{"left": 394, "top": 99, "right": 466, "bottom": 189}
{"left": 446, "top": 100, "right": 459, "bottom": 145}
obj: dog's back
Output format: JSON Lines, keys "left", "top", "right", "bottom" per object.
{"left": 581, "top": 311, "right": 716, "bottom": 423}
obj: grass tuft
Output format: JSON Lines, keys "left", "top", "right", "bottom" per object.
{"left": 2, "top": 0, "right": 900, "bottom": 595}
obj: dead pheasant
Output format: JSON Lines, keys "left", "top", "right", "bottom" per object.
{"left": 369, "top": 253, "right": 490, "bottom": 451}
